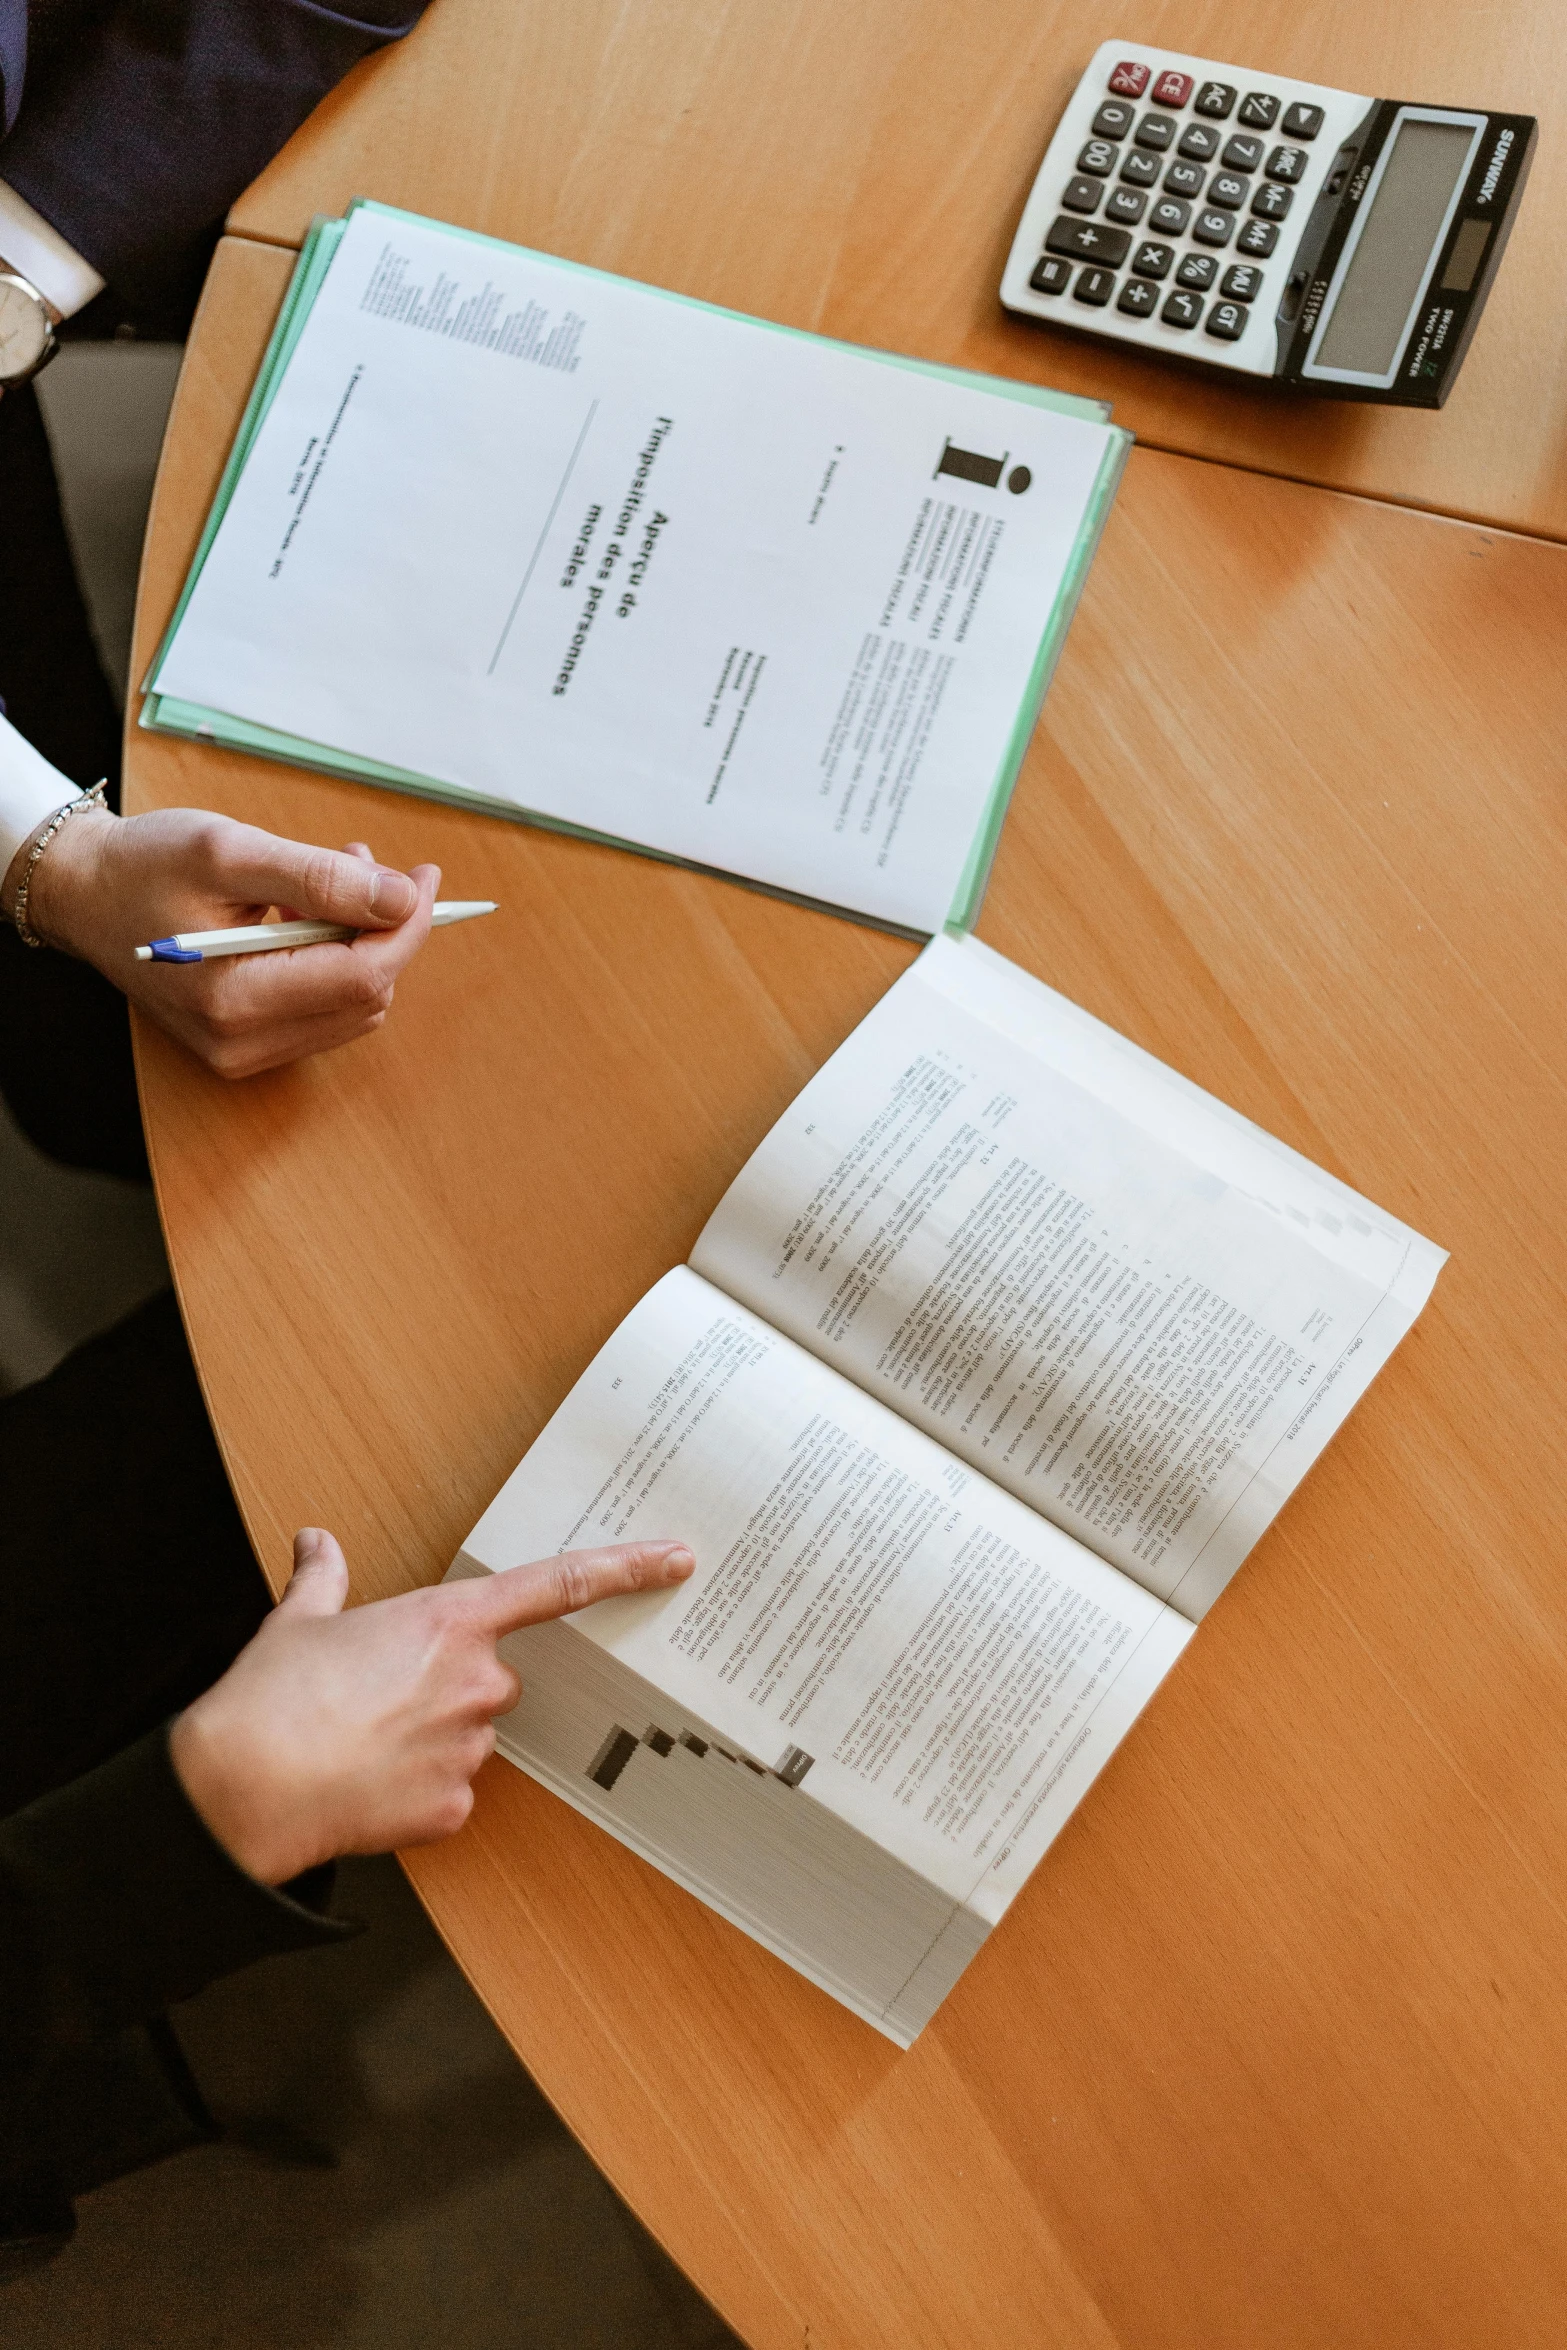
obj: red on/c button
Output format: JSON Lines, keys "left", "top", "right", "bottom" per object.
{"left": 1107, "top": 60, "right": 1150, "bottom": 96}
{"left": 1151, "top": 69, "right": 1194, "bottom": 107}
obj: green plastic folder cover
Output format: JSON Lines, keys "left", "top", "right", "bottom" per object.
{"left": 143, "top": 201, "right": 1130, "bottom": 937}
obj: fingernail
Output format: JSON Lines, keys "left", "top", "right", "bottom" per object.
{"left": 661, "top": 1545, "right": 696, "bottom": 1573}
{"left": 294, "top": 1527, "right": 327, "bottom": 1564}
{"left": 368, "top": 868, "right": 416, "bottom": 920}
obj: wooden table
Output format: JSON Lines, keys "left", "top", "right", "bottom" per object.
{"left": 230, "top": 0, "right": 1567, "bottom": 539}
{"left": 125, "top": 7, "right": 1567, "bottom": 2341}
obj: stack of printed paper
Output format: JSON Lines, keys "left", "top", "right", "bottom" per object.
{"left": 145, "top": 202, "right": 1130, "bottom": 935}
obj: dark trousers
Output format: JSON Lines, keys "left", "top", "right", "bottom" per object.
{"left": 0, "top": 377, "right": 277, "bottom": 2243}
{"left": 0, "top": 379, "right": 145, "bottom": 1180}
{"left": 0, "top": 377, "right": 269, "bottom": 1831}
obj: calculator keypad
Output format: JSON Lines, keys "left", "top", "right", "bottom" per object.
{"left": 1117, "top": 278, "right": 1158, "bottom": 315}
{"left": 1177, "top": 122, "right": 1220, "bottom": 161}
{"left": 1074, "top": 266, "right": 1116, "bottom": 305}
{"left": 1044, "top": 216, "right": 1133, "bottom": 265}
{"left": 1266, "top": 145, "right": 1309, "bottom": 183}
{"left": 1009, "top": 48, "right": 1370, "bottom": 371}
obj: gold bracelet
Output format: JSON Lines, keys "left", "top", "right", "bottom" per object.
{"left": 7, "top": 780, "right": 110, "bottom": 948}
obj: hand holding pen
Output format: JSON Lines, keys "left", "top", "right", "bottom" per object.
{"left": 8, "top": 803, "right": 454, "bottom": 1079}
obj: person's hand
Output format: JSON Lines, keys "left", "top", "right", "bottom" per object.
{"left": 7, "top": 805, "right": 439, "bottom": 1077}
{"left": 168, "top": 1529, "right": 696, "bottom": 1885}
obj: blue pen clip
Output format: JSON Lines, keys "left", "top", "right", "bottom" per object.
{"left": 146, "top": 937, "right": 203, "bottom": 963}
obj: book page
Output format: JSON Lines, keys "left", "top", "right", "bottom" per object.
{"left": 691, "top": 936, "right": 1446, "bottom": 1617}
{"left": 459, "top": 1265, "right": 1190, "bottom": 1920}
{"left": 149, "top": 202, "right": 1122, "bottom": 934}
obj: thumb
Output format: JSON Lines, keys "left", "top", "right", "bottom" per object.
{"left": 277, "top": 1527, "right": 350, "bottom": 1617}
{"left": 216, "top": 823, "right": 423, "bottom": 930}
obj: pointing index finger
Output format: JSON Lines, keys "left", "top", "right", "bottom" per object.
{"left": 464, "top": 1541, "right": 696, "bottom": 1637}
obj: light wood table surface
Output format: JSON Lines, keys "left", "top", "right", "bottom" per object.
{"left": 125, "top": 229, "right": 1567, "bottom": 2346}
{"left": 228, "top": 0, "right": 1567, "bottom": 539}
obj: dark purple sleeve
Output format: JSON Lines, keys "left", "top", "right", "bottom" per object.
{"left": 0, "top": 0, "right": 432, "bottom": 318}
{"left": 0, "top": 1723, "right": 356, "bottom": 2179}
{"left": 0, "top": 0, "right": 25, "bottom": 136}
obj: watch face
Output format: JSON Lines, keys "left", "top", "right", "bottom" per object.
{"left": 0, "top": 276, "right": 51, "bottom": 380}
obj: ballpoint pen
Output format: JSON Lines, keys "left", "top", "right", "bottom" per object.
{"left": 134, "top": 900, "right": 497, "bottom": 963}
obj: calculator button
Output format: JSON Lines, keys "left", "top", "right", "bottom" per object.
{"left": 1177, "top": 122, "right": 1220, "bottom": 161}
{"left": 1117, "top": 278, "right": 1158, "bottom": 316}
{"left": 1175, "top": 252, "right": 1217, "bottom": 290}
{"left": 1191, "top": 208, "right": 1234, "bottom": 247}
{"left": 1130, "top": 239, "right": 1174, "bottom": 280}
{"left": 1073, "top": 266, "right": 1116, "bottom": 306}
{"left": 1150, "top": 70, "right": 1193, "bottom": 109}
{"left": 1061, "top": 176, "right": 1103, "bottom": 214}
{"left": 1044, "top": 216, "right": 1134, "bottom": 266}
{"left": 1108, "top": 60, "right": 1150, "bottom": 98}
{"left": 1164, "top": 160, "right": 1205, "bottom": 197}
{"left": 1220, "top": 263, "right": 1264, "bottom": 301}
{"left": 1078, "top": 140, "right": 1119, "bottom": 176}
{"left": 1092, "top": 99, "right": 1136, "bottom": 139}
{"left": 1221, "top": 133, "right": 1264, "bottom": 172}
{"left": 1238, "top": 91, "right": 1280, "bottom": 130}
{"left": 1194, "top": 81, "right": 1236, "bottom": 119}
{"left": 1028, "top": 255, "right": 1072, "bottom": 295}
{"left": 1119, "top": 149, "right": 1161, "bottom": 187}
{"left": 1207, "top": 174, "right": 1249, "bottom": 210}
{"left": 1205, "top": 300, "right": 1247, "bottom": 341}
{"left": 1134, "top": 112, "right": 1175, "bottom": 150}
{"left": 1148, "top": 197, "right": 1190, "bottom": 236}
{"left": 1282, "top": 102, "right": 1324, "bottom": 139}
{"left": 1267, "top": 145, "right": 1309, "bottom": 183}
{"left": 1236, "top": 217, "right": 1280, "bottom": 257}
{"left": 1161, "top": 289, "right": 1203, "bottom": 329}
{"left": 1105, "top": 186, "right": 1146, "bottom": 225}
{"left": 1251, "top": 181, "right": 1293, "bottom": 221}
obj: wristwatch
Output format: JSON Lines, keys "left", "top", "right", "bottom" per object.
{"left": 0, "top": 261, "right": 60, "bottom": 388}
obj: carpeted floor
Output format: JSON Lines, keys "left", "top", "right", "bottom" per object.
{"left": 5, "top": 1856, "right": 737, "bottom": 2348}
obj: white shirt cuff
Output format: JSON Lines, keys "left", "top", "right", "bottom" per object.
{"left": 0, "top": 179, "right": 105, "bottom": 319}
{"left": 0, "top": 712, "right": 80, "bottom": 874}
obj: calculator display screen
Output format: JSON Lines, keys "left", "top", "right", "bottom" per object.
{"left": 1314, "top": 119, "right": 1476, "bottom": 375}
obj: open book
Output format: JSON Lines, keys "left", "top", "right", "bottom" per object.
{"left": 448, "top": 938, "right": 1445, "bottom": 2042}
{"left": 142, "top": 201, "right": 1128, "bottom": 936}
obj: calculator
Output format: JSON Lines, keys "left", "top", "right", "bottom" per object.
{"left": 1000, "top": 41, "right": 1535, "bottom": 406}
